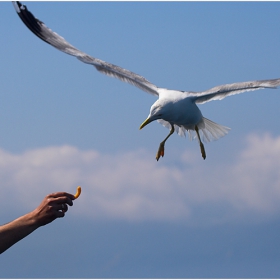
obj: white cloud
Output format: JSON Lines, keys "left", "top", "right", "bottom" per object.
{"left": 1, "top": 133, "right": 280, "bottom": 225}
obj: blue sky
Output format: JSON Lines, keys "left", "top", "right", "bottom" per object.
{"left": 1, "top": 1, "right": 280, "bottom": 278}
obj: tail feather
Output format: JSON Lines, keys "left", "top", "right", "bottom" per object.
{"left": 195, "top": 117, "right": 230, "bottom": 142}
{"left": 157, "top": 117, "right": 230, "bottom": 143}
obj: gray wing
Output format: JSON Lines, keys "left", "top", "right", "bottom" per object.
{"left": 190, "top": 78, "right": 280, "bottom": 104}
{"left": 13, "top": 1, "right": 159, "bottom": 96}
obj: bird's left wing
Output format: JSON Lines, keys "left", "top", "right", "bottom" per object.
{"left": 13, "top": 1, "right": 159, "bottom": 96}
{"left": 190, "top": 78, "right": 280, "bottom": 104}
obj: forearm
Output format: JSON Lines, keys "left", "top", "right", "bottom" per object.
{"left": 0, "top": 212, "right": 39, "bottom": 254}
{"left": 0, "top": 191, "right": 75, "bottom": 254}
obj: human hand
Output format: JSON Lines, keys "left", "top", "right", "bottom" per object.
{"left": 30, "top": 192, "right": 75, "bottom": 227}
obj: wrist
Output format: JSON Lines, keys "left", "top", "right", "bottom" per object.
{"left": 21, "top": 210, "right": 42, "bottom": 230}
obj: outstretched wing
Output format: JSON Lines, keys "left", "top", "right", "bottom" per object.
{"left": 190, "top": 78, "right": 280, "bottom": 104}
{"left": 13, "top": 1, "right": 159, "bottom": 96}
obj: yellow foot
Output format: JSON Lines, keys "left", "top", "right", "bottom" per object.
{"left": 156, "top": 142, "right": 165, "bottom": 161}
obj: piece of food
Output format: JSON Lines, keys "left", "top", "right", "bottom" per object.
{"left": 74, "top": 186, "right": 81, "bottom": 199}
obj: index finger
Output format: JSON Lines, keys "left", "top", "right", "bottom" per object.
{"left": 48, "top": 192, "right": 75, "bottom": 200}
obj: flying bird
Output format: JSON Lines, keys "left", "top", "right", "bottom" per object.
{"left": 13, "top": 1, "right": 280, "bottom": 161}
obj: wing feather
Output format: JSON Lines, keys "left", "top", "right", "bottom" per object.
{"left": 13, "top": 1, "right": 159, "bottom": 96}
{"left": 191, "top": 79, "right": 280, "bottom": 104}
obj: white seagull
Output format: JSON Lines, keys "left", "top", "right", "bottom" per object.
{"left": 13, "top": 1, "right": 280, "bottom": 161}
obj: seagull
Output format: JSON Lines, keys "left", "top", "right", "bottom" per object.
{"left": 13, "top": 1, "right": 280, "bottom": 161}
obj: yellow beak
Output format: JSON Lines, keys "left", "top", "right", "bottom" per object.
{"left": 139, "top": 117, "right": 153, "bottom": 130}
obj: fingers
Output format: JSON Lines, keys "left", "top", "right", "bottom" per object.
{"left": 50, "top": 196, "right": 72, "bottom": 219}
{"left": 48, "top": 192, "right": 75, "bottom": 201}
{"left": 54, "top": 196, "right": 73, "bottom": 207}
{"left": 33, "top": 190, "right": 79, "bottom": 226}
{"left": 44, "top": 194, "right": 73, "bottom": 219}
{"left": 55, "top": 206, "right": 67, "bottom": 218}
{"left": 47, "top": 189, "right": 81, "bottom": 215}
{"left": 48, "top": 192, "right": 75, "bottom": 206}
{"left": 57, "top": 203, "right": 68, "bottom": 213}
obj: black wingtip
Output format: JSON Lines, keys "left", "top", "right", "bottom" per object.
{"left": 12, "top": 1, "right": 51, "bottom": 46}
{"left": 13, "top": 2, "right": 27, "bottom": 14}
{"left": 12, "top": 1, "right": 22, "bottom": 14}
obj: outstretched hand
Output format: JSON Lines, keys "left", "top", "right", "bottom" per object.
{"left": 0, "top": 191, "right": 76, "bottom": 254}
{"left": 31, "top": 192, "right": 76, "bottom": 227}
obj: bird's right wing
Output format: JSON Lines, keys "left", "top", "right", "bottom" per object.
{"left": 190, "top": 78, "right": 280, "bottom": 104}
{"left": 13, "top": 1, "right": 159, "bottom": 96}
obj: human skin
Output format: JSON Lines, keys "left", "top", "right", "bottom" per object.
{"left": 0, "top": 192, "right": 75, "bottom": 254}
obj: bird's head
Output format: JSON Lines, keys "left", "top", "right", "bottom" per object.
{"left": 139, "top": 101, "right": 168, "bottom": 130}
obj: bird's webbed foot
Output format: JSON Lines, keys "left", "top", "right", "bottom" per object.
{"left": 155, "top": 124, "right": 174, "bottom": 161}
{"left": 156, "top": 142, "right": 165, "bottom": 161}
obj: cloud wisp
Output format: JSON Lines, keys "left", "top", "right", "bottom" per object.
{"left": 1, "top": 133, "right": 280, "bottom": 225}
